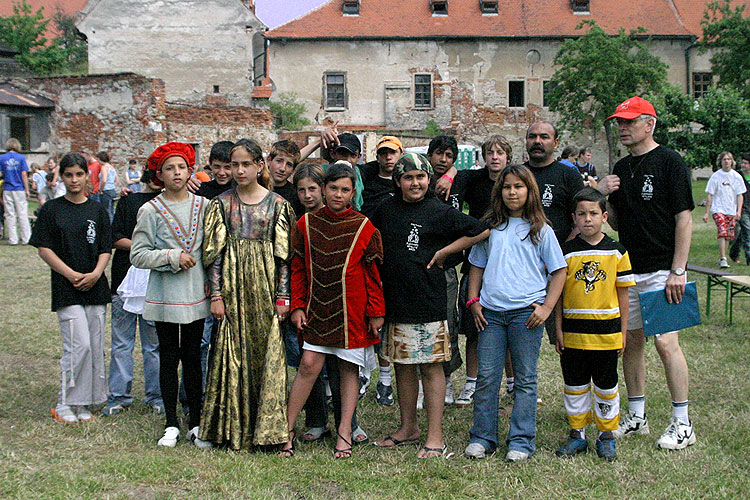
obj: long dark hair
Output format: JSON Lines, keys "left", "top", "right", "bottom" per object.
{"left": 230, "top": 138, "right": 270, "bottom": 189}
{"left": 482, "top": 164, "right": 548, "bottom": 245}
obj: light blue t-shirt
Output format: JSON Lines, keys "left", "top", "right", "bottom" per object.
{"left": 468, "top": 217, "right": 566, "bottom": 312}
{"left": 0, "top": 151, "right": 29, "bottom": 191}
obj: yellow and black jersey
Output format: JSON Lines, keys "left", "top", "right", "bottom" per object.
{"left": 560, "top": 234, "right": 635, "bottom": 350}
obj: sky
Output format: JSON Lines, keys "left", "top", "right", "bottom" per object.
{"left": 255, "top": 0, "right": 329, "bottom": 29}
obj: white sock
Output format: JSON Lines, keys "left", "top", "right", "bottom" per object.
{"left": 628, "top": 396, "right": 646, "bottom": 418}
{"left": 379, "top": 367, "right": 392, "bottom": 386}
{"left": 672, "top": 401, "right": 689, "bottom": 425}
{"left": 465, "top": 377, "right": 476, "bottom": 388}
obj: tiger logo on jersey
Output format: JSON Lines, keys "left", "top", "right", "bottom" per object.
{"left": 575, "top": 261, "right": 607, "bottom": 294}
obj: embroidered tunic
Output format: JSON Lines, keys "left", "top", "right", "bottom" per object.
{"left": 130, "top": 193, "right": 210, "bottom": 323}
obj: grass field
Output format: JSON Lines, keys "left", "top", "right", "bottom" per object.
{"left": 0, "top": 180, "right": 747, "bottom": 499}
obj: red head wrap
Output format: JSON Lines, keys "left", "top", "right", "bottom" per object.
{"left": 147, "top": 142, "right": 195, "bottom": 171}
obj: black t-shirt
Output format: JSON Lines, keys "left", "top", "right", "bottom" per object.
{"left": 609, "top": 145, "right": 694, "bottom": 273}
{"left": 526, "top": 160, "right": 586, "bottom": 244}
{"left": 29, "top": 197, "right": 112, "bottom": 311}
{"left": 371, "top": 196, "right": 487, "bottom": 323}
{"left": 359, "top": 161, "right": 394, "bottom": 219}
{"left": 196, "top": 179, "right": 233, "bottom": 200}
{"left": 110, "top": 192, "right": 160, "bottom": 293}
{"left": 452, "top": 168, "right": 496, "bottom": 271}
{"left": 273, "top": 181, "right": 304, "bottom": 218}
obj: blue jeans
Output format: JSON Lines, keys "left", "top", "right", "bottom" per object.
{"left": 107, "top": 294, "right": 162, "bottom": 406}
{"left": 469, "top": 306, "right": 544, "bottom": 456}
{"left": 100, "top": 189, "right": 116, "bottom": 222}
{"left": 729, "top": 212, "right": 750, "bottom": 262}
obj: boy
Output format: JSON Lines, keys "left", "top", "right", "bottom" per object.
{"left": 322, "top": 132, "right": 365, "bottom": 211}
{"left": 195, "top": 141, "right": 235, "bottom": 199}
{"left": 269, "top": 139, "right": 304, "bottom": 216}
{"left": 729, "top": 154, "right": 750, "bottom": 265}
{"left": 555, "top": 187, "right": 635, "bottom": 462}
{"left": 703, "top": 152, "right": 746, "bottom": 268}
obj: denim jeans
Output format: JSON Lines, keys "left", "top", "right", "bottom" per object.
{"left": 107, "top": 294, "right": 161, "bottom": 406}
{"left": 729, "top": 212, "right": 750, "bottom": 262}
{"left": 469, "top": 306, "right": 543, "bottom": 456}
{"left": 100, "top": 189, "right": 117, "bottom": 222}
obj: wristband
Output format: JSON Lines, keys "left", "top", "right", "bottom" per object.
{"left": 211, "top": 296, "right": 223, "bottom": 303}
{"left": 440, "top": 174, "right": 454, "bottom": 184}
{"left": 276, "top": 298, "right": 290, "bottom": 307}
{"left": 465, "top": 297, "right": 480, "bottom": 308}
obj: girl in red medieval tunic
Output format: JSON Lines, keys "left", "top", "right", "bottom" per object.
{"left": 281, "top": 163, "right": 385, "bottom": 459}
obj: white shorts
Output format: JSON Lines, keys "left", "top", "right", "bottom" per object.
{"left": 627, "top": 270, "right": 682, "bottom": 334}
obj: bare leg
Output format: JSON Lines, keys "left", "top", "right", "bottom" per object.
{"left": 418, "top": 362, "right": 446, "bottom": 457}
{"left": 335, "top": 359, "right": 359, "bottom": 458}
{"left": 654, "top": 332, "right": 689, "bottom": 402}
{"left": 718, "top": 237, "right": 728, "bottom": 259}
{"left": 282, "top": 350, "right": 326, "bottom": 454}
{"left": 374, "top": 363, "right": 420, "bottom": 445}
{"left": 622, "top": 329, "right": 647, "bottom": 399}
{"left": 466, "top": 333, "right": 478, "bottom": 379}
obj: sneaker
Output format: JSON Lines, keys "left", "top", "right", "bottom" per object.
{"left": 555, "top": 430, "right": 588, "bottom": 458}
{"left": 596, "top": 431, "right": 617, "bottom": 462}
{"left": 505, "top": 450, "right": 529, "bottom": 462}
{"left": 101, "top": 401, "right": 127, "bottom": 416}
{"left": 612, "top": 411, "right": 650, "bottom": 439}
{"left": 186, "top": 426, "right": 213, "bottom": 449}
{"left": 656, "top": 417, "right": 696, "bottom": 450}
{"left": 455, "top": 383, "right": 475, "bottom": 406}
{"left": 445, "top": 379, "right": 455, "bottom": 405}
{"left": 719, "top": 257, "right": 730, "bottom": 269}
{"left": 51, "top": 406, "right": 78, "bottom": 424}
{"left": 416, "top": 382, "right": 424, "bottom": 410}
{"left": 75, "top": 406, "right": 93, "bottom": 422}
{"left": 158, "top": 426, "right": 180, "bottom": 447}
{"left": 148, "top": 401, "right": 166, "bottom": 415}
{"left": 376, "top": 381, "right": 394, "bottom": 406}
{"left": 464, "top": 442, "right": 487, "bottom": 459}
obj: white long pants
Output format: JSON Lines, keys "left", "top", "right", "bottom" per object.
{"left": 2, "top": 190, "right": 31, "bottom": 245}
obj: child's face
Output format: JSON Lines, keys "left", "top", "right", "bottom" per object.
{"left": 268, "top": 154, "right": 295, "bottom": 185}
{"left": 332, "top": 149, "right": 361, "bottom": 168}
{"left": 46, "top": 159, "right": 56, "bottom": 172}
{"left": 61, "top": 165, "right": 87, "bottom": 195}
{"left": 741, "top": 159, "right": 750, "bottom": 173}
{"left": 483, "top": 144, "right": 508, "bottom": 174}
{"left": 158, "top": 157, "right": 191, "bottom": 191}
{"left": 501, "top": 173, "right": 528, "bottom": 217}
{"left": 578, "top": 150, "right": 592, "bottom": 164}
{"left": 211, "top": 160, "right": 232, "bottom": 185}
{"left": 398, "top": 169, "right": 430, "bottom": 203}
{"left": 428, "top": 148, "right": 455, "bottom": 176}
{"left": 324, "top": 177, "right": 355, "bottom": 213}
{"left": 573, "top": 200, "right": 608, "bottom": 238}
{"left": 296, "top": 177, "right": 323, "bottom": 211}
{"left": 376, "top": 148, "right": 399, "bottom": 176}
{"left": 720, "top": 155, "right": 734, "bottom": 171}
{"left": 231, "top": 149, "right": 262, "bottom": 187}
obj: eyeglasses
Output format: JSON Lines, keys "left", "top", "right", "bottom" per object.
{"left": 615, "top": 116, "right": 650, "bottom": 127}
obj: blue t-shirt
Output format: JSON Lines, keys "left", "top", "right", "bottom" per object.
{"left": 0, "top": 152, "right": 29, "bottom": 191}
{"left": 468, "top": 218, "right": 566, "bottom": 312}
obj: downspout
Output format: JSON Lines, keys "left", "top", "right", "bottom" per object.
{"left": 684, "top": 36, "right": 698, "bottom": 95}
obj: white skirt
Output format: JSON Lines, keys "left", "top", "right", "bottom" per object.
{"left": 302, "top": 342, "right": 377, "bottom": 371}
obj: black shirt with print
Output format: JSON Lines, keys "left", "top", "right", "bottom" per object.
{"left": 452, "top": 168, "right": 495, "bottom": 272}
{"left": 609, "top": 145, "right": 694, "bottom": 273}
{"left": 29, "top": 197, "right": 112, "bottom": 311}
{"left": 110, "top": 192, "right": 160, "bottom": 294}
{"left": 359, "top": 161, "right": 395, "bottom": 219}
{"left": 526, "top": 160, "right": 586, "bottom": 244}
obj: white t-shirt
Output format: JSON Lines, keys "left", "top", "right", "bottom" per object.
{"left": 706, "top": 169, "right": 746, "bottom": 215}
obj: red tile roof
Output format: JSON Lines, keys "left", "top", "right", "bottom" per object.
{"left": 266, "top": 0, "right": 707, "bottom": 40}
{"left": 0, "top": 0, "right": 88, "bottom": 19}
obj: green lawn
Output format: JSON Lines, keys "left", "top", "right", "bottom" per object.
{"left": 0, "top": 179, "right": 747, "bottom": 499}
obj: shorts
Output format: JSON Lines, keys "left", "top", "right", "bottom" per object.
{"left": 381, "top": 320, "right": 450, "bottom": 365}
{"left": 713, "top": 212, "right": 737, "bottom": 240}
{"left": 627, "top": 270, "right": 680, "bottom": 334}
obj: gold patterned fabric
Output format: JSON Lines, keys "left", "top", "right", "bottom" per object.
{"left": 199, "top": 190, "right": 293, "bottom": 449}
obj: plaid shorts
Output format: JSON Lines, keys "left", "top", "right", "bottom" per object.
{"left": 713, "top": 212, "right": 737, "bottom": 239}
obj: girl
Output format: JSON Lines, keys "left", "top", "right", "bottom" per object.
{"left": 282, "top": 163, "right": 384, "bottom": 459}
{"left": 372, "top": 153, "right": 489, "bottom": 458}
{"left": 30, "top": 152, "right": 111, "bottom": 424}
{"left": 199, "top": 138, "right": 294, "bottom": 450}
{"left": 464, "top": 164, "right": 567, "bottom": 462}
{"left": 130, "top": 142, "right": 210, "bottom": 447}
{"left": 97, "top": 151, "right": 118, "bottom": 222}
{"left": 293, "top": 164, "right": 325, "bottom": 214}
{"left": 126, "top": 160, "right": 142, "bottom": 193}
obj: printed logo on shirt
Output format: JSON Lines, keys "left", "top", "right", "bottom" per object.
{"left": 641, "top": 175, "right": 654, "bottom": 201}
{"left": 449, "top": 194, "right": 460, "bottom": 211}
{"left": 542, "top": 184, "right": 554, "bottom": 207}
{"left": 574, "top": 261, "right": 606, "bottom": 294}
{"left": 5, "top": 158, "right": 20, "bottom": 171}
{"left": 86, "top": 219, "right": 97, "bottom": 244}
{"left": 406, "top": 223, "right": 422, "bottom": 252}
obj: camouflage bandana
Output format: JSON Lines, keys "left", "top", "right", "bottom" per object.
{"left": 393, "top": 152, "right": 434, "bottom": 181}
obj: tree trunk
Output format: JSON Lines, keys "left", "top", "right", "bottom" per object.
{"left": 605, "top": 121, "right": 616, "bottom": 174}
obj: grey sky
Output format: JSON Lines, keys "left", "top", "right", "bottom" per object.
{"left": 255, "top": 0, "right": 328, "bottom": 29}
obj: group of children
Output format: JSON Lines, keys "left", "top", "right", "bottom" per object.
{"left": 31, "top": 131, "right": 640, "bottom": 463}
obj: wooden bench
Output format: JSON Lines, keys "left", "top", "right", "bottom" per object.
{"left": 686, "top": 264, "right": 737, "bottom": 318}
{"left": 724, "top": 275, "right": 750, "bottom": 325}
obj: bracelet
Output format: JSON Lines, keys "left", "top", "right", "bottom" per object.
{"left": 276, "top": 298, "right": 290, "bottom": 307}
{"left": 211, "top": 296, "right": 223, "bottom": 303}
{"left": 440, "top": 174, "right": 454, "bottom": 184}
{"left": 465, "top": 297, "right": 480, "bottom": 308}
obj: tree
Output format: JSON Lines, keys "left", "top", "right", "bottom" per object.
{"left": 52, "top": 8, "right": 87, "bottom": 73}
{"left": 547, "top": 21, "right": 669, "bottom": 170}
{"left": 701, "top": 0, "right": 750, "bottom": 99}
{"left": 268, "top": 92, "right": 310, "bottom": 131}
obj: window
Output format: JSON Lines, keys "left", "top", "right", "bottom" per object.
{"left": 253, "top": 51, "right": 266, "bottom": 86}
{"left": 508, "top": 80, "right": 524, "bottom": 108}
{"left": 480, "top": 0, "right": 498, "bottom": 14}
{"left": 415, "top": 74, "right": 433, "bottom": 109}
{"left": 342, "top": 0, "right": 360, "bottom": 15}
{"left": 213, "top": 85, "right": 220, "bottom": 94}
{"left": 693, "top": 72, "right": 712, "bottom": 99}
{"left": 324, "top": 73, "right": 347, "bottom": 110}
{"left": 431, "top": 0, "right": 448, "bottom": 16}
{"left": 542, "top": 80, "right": 557, "bottom": 108}
{"left": 571, "top": 0, "right": 590, "bottom": 13}
{"left": 9, "top": 116, "right": 30, "bottom": 151}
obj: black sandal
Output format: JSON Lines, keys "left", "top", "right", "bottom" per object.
{"left": 418, "top": 443, "right": 447, "bottom": 459}
{"left": 334, "top": 432, "right": 353, "bottom": 459}
{"left": 278, "top": 430, "right": 296, "bottom": 458}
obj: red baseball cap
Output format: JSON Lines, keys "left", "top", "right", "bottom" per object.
{"left": 606, "top": 96, "right": 657, "bottom": 121}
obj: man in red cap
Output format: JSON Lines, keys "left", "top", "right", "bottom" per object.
{"left": 598, "top": 96, "right": 696, "bottom": 450}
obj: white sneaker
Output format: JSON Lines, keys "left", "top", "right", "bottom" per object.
{"left": 656, "top": 417, "right": 696, "bottom": 450}
{"left": 445, "top": 379, "right": 455, "bottom": 405}
{"left": 186, "top": 426, "right": 213, "bottom": 449}
{"left": 158, "top": 426, "right": 180, "bottom": 447}
{"left": 455, "top": 383, "right": 475, "bottom": 406}
{"left": 719, "top": 257, "right": 730, "bottom": 268}
{"left": 75, "top": 406, "right": 93, "bottom": 422}
{"left": 505, "top": 450, "right": 529, "bottom": 462}
{"left": 51, "top": 406, "right": 78, "bottom": 424}
{"left": 464, "top": 442, "right": 486, "bottom": 459}
{"left": 416, "top": 381, "right": 424, "bottom": 410}
{"left": 613, "top": 411, "right": 650, "bottom": 439}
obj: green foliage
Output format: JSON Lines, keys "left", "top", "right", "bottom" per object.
{"left": 547, "top": 21, "right": 669, "bottom": 168}
{"left": 52, "top": 8, "right": 87, "bottom": 73}
{"left": 423, "top": 119, "right": 443, "bottom": 137}
{"left": 701, "top": 0, "right": 750, "bottom": 99}
{"left": 647, "top": 84, "right": 694, "bottom": 152}
{"left": 268, "top": 92, "right": 310, "bottom": 131}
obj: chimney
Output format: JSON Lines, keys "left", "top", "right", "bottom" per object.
{"left": 242, "top": 0, "right": 255, "bottom": 14}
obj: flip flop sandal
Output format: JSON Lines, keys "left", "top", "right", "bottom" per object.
{"left": 418, "top": 443, "right": 448, "bottom": 459}
{"left": 352, "top": 426, "right": 369, "bottom": 445}
{"left": 301, "top": 426, "right": 330, "bottom": 442}
{"left": 373, "top": 435, "right": 419, "bottom": 448}
{"left": 334, "top": 432, "right": 353, "bottom": 459}
{"left": 278, "top": 430, "right": 296, "bottom": 457}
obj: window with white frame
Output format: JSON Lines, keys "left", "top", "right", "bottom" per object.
{"left": 324, "top": 72, "right": 347, "bottom": 110}
{"left": 414, "top": 74, "right": 433, "bottom": 109}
